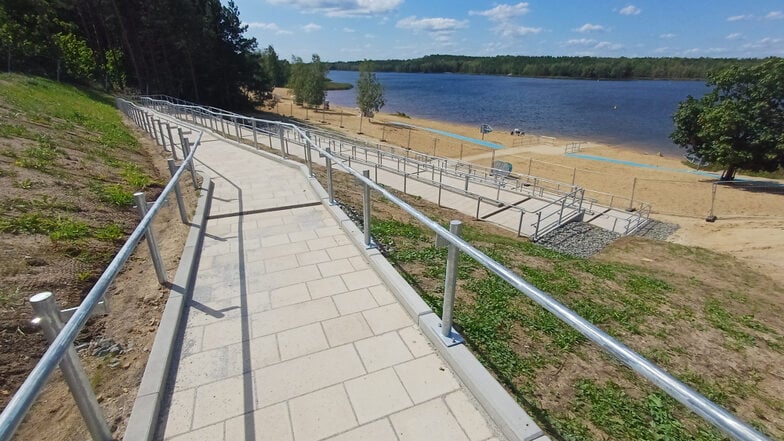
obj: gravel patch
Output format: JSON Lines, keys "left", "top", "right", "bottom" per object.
{"left": 536, "top": 222, "right": 621, "bottom": 258}
{"left": 631, "top": 219, "right": 680, "bottom": 241}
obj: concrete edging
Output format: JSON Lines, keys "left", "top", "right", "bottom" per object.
{"left": 123, "top": 177, "right": 214, "bottom": 441}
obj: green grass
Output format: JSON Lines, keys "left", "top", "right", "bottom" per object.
{"left": 0, "top": 74, "right": 138, "bottom": 151}
{"left": 90, "top": 182, "right": 135, "bottom": 206}
{"left": 0, "top": 123, "right": 32, "bottom": 138}
{"left": 15, "top": 135, "right": 60, "bottom": 171}
{"left": 362, "top": 210, "right": 783, "bottom": 440}
{"left": 0, "top": 214, "right": 90, "bottom": 241}
{"left": 94, "top": 223, "right": 124, "bottom": 242}
{"left": 120, "top": 162, "right": 155, "bottom": 189}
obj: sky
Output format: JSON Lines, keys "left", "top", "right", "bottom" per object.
{"left": 231, "top": 0, "right": 784, "bottom": 61}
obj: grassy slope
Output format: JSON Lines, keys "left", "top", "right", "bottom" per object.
{"left": 0, "top": 74, "right": 160, "bottom": 407}
{"left": 310, "top": 165, "right": 784, "bottom": 441}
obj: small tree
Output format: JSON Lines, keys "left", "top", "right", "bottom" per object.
{"left": 356, "top": 61, "right": 385, "bottom": 133}
{"left": 671, "top": 58, "right": 784, "bottom": 180}
{"left": 53, "top": 32, "right": 95, "bottom": 81}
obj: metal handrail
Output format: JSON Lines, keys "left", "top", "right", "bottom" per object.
{"left": 141, "top": 96, "right": 767, "bottom": 441}
{"left": 0, "top": 99, "right": 204, "bottom": 440}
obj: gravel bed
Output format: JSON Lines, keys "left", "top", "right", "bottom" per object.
{"left": 631, "top": 219, "right": 680, "bottom": 241}
{"left": 536, "top": 222, "right": 621, "bottom": 258}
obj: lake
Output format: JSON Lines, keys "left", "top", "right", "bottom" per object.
{"left": 326, "top": 71, "right": 710, "bottom": 155}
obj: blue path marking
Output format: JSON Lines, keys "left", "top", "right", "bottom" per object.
{"left": 419, "top": 127, "right": 506, "bottom": 149}
{"left": 565, "top": 153, "right": 723, "bottom": 178}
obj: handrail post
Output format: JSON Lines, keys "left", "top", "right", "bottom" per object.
{"left": 362, "top": 170, "right": 373, "bottom": 248}
{"left": 325, "top": 148, "right": 335, "bottom": 205}
{"left": 517, "top": 210, "right": 525, "bottom": 237}
{"left": 165, "top": 124, "right": 177, "bottom": 160}
{"left": 167, "top": 159, "right": 188, "bottom": 224}
{"left": 181, "top": 138, "right": 198, "bottom": 189}
{"left": 252, "top": 120, "right": 258, "bottom": 148}
{"left": 534, "top": 211, "right": 542, "bottom": 240}
{"left": 233, "top": 116, "right": 239, "bottom": 140}
{"left": 134, "top": 192, "right": 166, "bottom": 284}
{"left": 439, "top": 220, "right": 463, "bottom": 346}
{"left": 29, "top": 292, "right": 112, "bottom": 441}
{"left": 475, "top": 197, "right": 482, "bottom": 220}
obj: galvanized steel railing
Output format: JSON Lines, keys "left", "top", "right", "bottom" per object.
{"left": 0, "top": 98, "right": 203, "bottom": 441}
{"left": 140, "top": 95, "right": 767, "bottom": 441}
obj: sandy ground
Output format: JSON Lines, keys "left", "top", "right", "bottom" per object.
{"left": 268, "top": 88, "right": 784, "bottom": 283}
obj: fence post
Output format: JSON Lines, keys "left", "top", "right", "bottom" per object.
{"left": 534, "top": 211, "right": 542, "bottom": 241}
{"left": 167, "top": 159, "right": 188, "bottom": 224}
{"left": 475, "top": 197, "right": 482, "bottom": 220}
{"left": 517, "top": 211, "right": 525, "bottom": 237}
{"left": 29, "top": 292, "right": 112, "bottom": 441}
{"left": 706, "top": 183, "right": 718, "bottom": 222}
{"left": 252, "top": 120, "right": 258, "bottom": 148}
{"left": 305, "top": 131, "right": 314, "bottom": 176}
{"left": 439, "top": 220, "right": 463, "bottom": 346}
{"left": 464, "top": 175, "right": 470, "bottom": 192}
{"left": 325, "top": 148, "right": 334, "bottom": 205}
{"left": 278, "top": 129, "right": 287, "bottom": 158}
{"left": 628, "top": 177, "right": 637, "bottom": 211}
{"left": 233, "top": 117, "right": 239, "bottom": 139}
{"left": 134, "top": 192, "right": 166, "bottom": 284}
{"left": 182, "top": 138, "right": 199, "bottom": 189}
{"left": 165, "top": 124, "right": 178, "bottom": 160}
{"left": 362, "top": 170, "right": 373, "bottom": 248}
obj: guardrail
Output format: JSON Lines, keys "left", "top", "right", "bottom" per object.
{"left": 137, "top": 95, "right": 766, "bottom": 441}
{"left": 0, "top": 99, "right": 203, "bottom": 441}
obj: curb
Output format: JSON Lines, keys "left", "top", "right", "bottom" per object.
{"left": 123, "top": 177, "right": 214, "bottom": 441}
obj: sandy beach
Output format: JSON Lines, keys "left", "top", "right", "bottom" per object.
{"left": 268, "top": 88, "right": 784, "bottom": 282}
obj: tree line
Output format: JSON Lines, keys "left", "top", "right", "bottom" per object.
{"left": 0, "top": 0, "right": 289, "bottom": 108}
{"left": 328, "top": 54, "right": 762, "bottom": 80}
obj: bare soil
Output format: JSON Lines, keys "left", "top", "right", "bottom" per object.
{"left": 0, "top": 107, "right": 198, "bottom": 440}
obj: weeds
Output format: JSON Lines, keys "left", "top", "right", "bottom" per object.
{"left": 91, "top": 182, "right": 134, "bottom": 206}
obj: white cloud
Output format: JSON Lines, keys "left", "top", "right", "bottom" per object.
{"left": 619, "top": 5, "right": 641, "bottom": 15}
{"left": 396, "top": 16, "right": 468, "bottom": 32}
{"left": 659, "top": 33, "right": 676, "bottom": 39}
{"left": 396, "top": 16, "right": 467, "bottom": 45}
{"left": 565, "top": 38, "right": 622, "bottom": 52}
{"left": 266, "top": 0, "right": 403, "bottom": 17}
{"left": 725, "top": 32, "right": 743, "bottom": 40}
{"left": 654, "top": 47, "right": 669, "bottom": 54}
{"left": 567, "top": 38, "right": 597, "bottom": 46}
{"left": 246, "top": 22, "right": 280, "bottom": 31}
{"left": 765, "top": 11, "right": 784, "bottom": 20}
{"left": 742, "top": 37, "right": 784, "bottom": 50}
{"left": 727, "top": 14, "right": 753, "bottom": 21}
{"left": 469, "top": 3, "right": 531, "bottom": 21}
{"left": 302, "top": 23, "right": 322, "bottom": 32}
{"left": 498, "top": 24, "right": 542, "bottom": 37}
{"left": 342, "top": 27, "right": 356, "bottom": 33}
{"left": 574, "top": 23, "right": 605, "bottom": 33}
{"left": 470, "top": 2, "right": 541, "bottom": 38}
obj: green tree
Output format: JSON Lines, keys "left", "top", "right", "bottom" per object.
{"left": 671, "top": 58, "right": 784, "bottom": 180}
{"left": 53, "top": 32, "right": 96, "bottom": 81}
{"left": 356, "top": 61, "right": 385, "bottom": 118}
{"left": 103, "top": 48, "right": 126, "bottom": 90}
{"left": 356, "top": 61, "right": 385, "bottom": 133}
{"left": 288, "top": 54, "right": 327, "bottom": 108}
{"left": 261, "top": 45, "right": 286, "bottom": 87}
{"left": 288, "top": 56, "right": 306, "bottom": 105}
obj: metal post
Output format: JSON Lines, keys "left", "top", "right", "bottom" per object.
{"left": 177, "top": 128, "right": 186, "bottom": 159}
{"left": 558, "top": 195, "right": 566, "bottom": 225}
{"left": 440, "top": 220, "right": 463, "bottom": 345}
{"left": 362, "top": 170, "right": 373, "bottom": 248}
{"left": 706, "top": 183, "right": 718, "bottom": 222}
{"left": 29, "top": 292, "right": 112, "bottom": 441}
{"left": 278, "top": 130, "right": 287, "bottom": 158}
{"left": 517, "top": 211, "right": 525, "bottom": 237}
{"left": 628, "top": 177, "right": 637, "bottom": 211}
{"left": 233, "top": 117, "right": 239, "bottom": 139}
{"left": 534, "top": 211, "right": 542, "bottom": 240}
{"left": 464, "top": 175, "right": 469, "bottom": 192}
{"left": 475, "top": 197, "right": 482, "bottom": 219}
{"left": 156, "top": 120, "right": 167, "bottom": 150}
{"left": 167, "top": 159, "right": 188, "bottom": 224}
{"left": 438, "top": 184, "right": 443, "bottom": 207}
{"left": 305, "top": 132, "right": 314, "bottom": 176}
{"left": 491, "top": 149, "right": 496, "bottom": 168}
{"left": 182, "top": 138, "right": 198, "bottom": 189}
{"left": 134, "top": 193, "right": 166, "bottom": 284}
{"left": 166, "top": 124, "right": 178, "bottom": 160}
{"left": 572, "top": 167, "right": 577, "bottom": 185}
{"left": 403, "top": 173, "right": 407, "bottom": 194}
{"left": 252, "top": 120, "right": 258, "bottom": 148}
{"left": 325, "top": 148, "right": 334, "bottom": 205}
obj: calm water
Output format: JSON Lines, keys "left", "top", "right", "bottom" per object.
{"left": 326, "top": 71, "right": 709, "bottom": 155}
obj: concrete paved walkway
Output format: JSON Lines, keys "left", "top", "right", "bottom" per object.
{"left": 154, "top": 129, "right": 514, "bottom": 441}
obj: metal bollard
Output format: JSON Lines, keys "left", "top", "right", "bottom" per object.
{"left": 30, "top": 292, "right": 112, "bottom": 441}
{"left": 325, "top": 148, "right": 334, "bottom": 205}
{"left": 166, "top": 124, "right": 178, "bottom": 160}
{"left": 167, "top": 159, "right": 188, "bottom": 224}
{"left": 134, "top": 192, "right": 166, "bottom": 284}
{"left": 362, "top": 170, "right": 373, "bottom": 248}
{"left": 439, "top": 220, "right": 464, "bottom": 346}
{"left": 181, "top": 138, "right": 198, "bottom": 189}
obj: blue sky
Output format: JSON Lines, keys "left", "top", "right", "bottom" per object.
{"left": 231, "top": 0, "right": 784, "bottom": 61}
